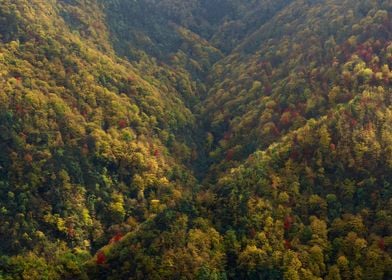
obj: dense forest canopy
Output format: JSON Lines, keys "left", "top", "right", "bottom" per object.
{"left": 0, "top": 0, "right": 391, "bottom": 279}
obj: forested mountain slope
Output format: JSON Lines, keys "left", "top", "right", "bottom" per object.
{"left": 0, "top": 1, "right": 199, "bottom": 277}
{"left": 0, "top": 0, "right": 391, "bottom": 279}
{"left": 203, "top": 0, "right": 392, "bottom": 176}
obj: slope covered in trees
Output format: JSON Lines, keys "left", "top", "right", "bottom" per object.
{"left": 0, "top": 0, "right": 391, "bottom": 279}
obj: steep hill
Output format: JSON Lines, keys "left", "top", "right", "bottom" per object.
{"left": 203, "top": 0, "right": 392, "bottom": 177}
{"left": 0, "top": 0, "right": 199, "bottom": 273}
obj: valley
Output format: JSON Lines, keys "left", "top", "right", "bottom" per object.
{"left": 0, "top": 0, "right": 391, "bottom": 279}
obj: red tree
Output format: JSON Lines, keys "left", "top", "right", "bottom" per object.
{"left": 96, "top": 251, "right": 106, "bottom": 265}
